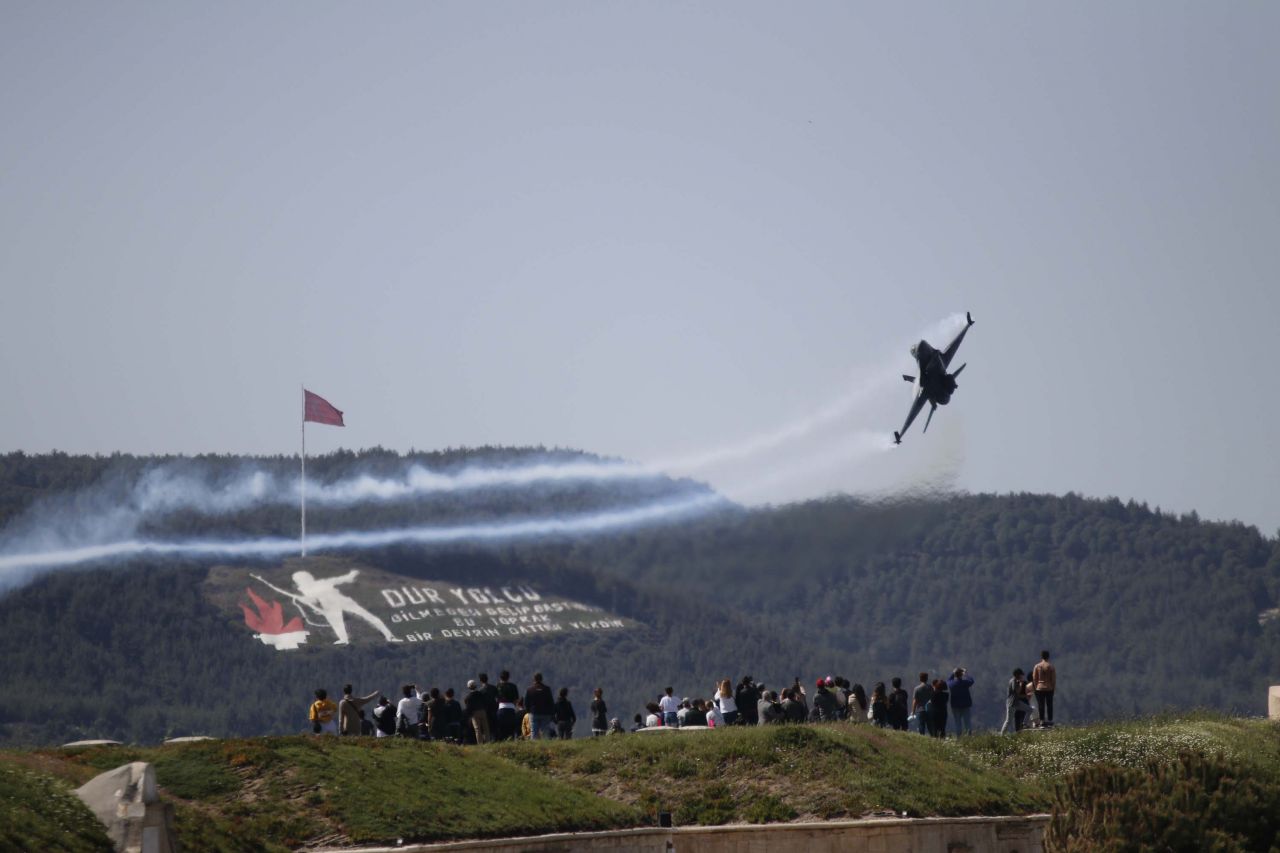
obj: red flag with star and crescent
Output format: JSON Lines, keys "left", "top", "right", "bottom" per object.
{"left": 304, "top": 390, "right": 344, "bottom": 426}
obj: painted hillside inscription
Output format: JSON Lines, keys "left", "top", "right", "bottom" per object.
{"left": 205, "top": 558, "right": 630, "bottom": 651}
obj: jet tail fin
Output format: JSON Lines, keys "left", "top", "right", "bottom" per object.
{"left": 951, "top": 363, "right": 966, "bottom": 379}
{"left": 923, "top": 404, "right": 936, "bottom": 434}
{"left": 902, "top": 374, "right": 915, "bottom": 383}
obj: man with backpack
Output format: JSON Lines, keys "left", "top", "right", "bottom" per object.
{"left": 372, "top": 696, "right": 397, "bottom": 738}
{"left": 338, "top": 684, "right": 380, "bottom": 736}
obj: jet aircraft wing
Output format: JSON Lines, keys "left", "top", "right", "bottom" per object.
{"left": 894, "top": 390, "right": 928, "bottom": 445}
{"left": 942, "top": 311, "right": 975, "bottom": 367}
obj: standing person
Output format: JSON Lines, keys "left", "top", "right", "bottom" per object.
{"left": 1001, "top": 668, "right": 1031, "bottom": 735}
{"left": 1032, "top": 651, "right": 1057, "bottom": 727}
{"left": 683, "top": 698, "right": 708, "bottom": 727}
{"left": 869, "top": 683, "right": 889, "bottom": 728}
{"left": 495, "top": 671, "right": 520, "bottom": 741}
{"left": 947, "top": 667, "right": 975, "bottom": 737}
{"left": 425, "top": 688, "right": 449, "bottom": 742}
{"left": 372, "top": 696, "right": 397, "bottom": 738}
{"left": 465, "top": 680, "right": 492, "bottom": 744}
{"left": 715, "top": 680, "right": 739, "bottom": 725}
{"left": 848, "top": 684, "right": 869, "bottom": 723}
{"left": 444, "top": 688, "right": 464, "bottom": 743}
{"left": 590, "top": 688, "right": 608, "bottom": 737}
{"left": 912, "top": 673, "right": 934, "bottom": 735}
{"left": 781, "top": 688, "right": 806, "bottom": 724}
{"left": 395, "top": 684, "right": 423, "bottom": 738}
{"left": 518, "top": 699, "right": 532, "bottom": 739}
{"left": 309, "top": 689, "right": 337, "bottom": 735}
{"left": 524, "top": 673, "right": 555, "bottom": 739}
{"left": 812, "top": 679, "right": 839, "bottom": 722}
{"left": 736, "top": 677, "right": 761, "bottom": 726}
{"left": 478, "top": 673, "right": 500, "bottom": 738}
{"left": 929, "top": 679, "right": 949, "bottom": 738}
{"left": 338, "top": 684, "right": 380, "bottom": 736}
{"left": 790, "top": 677, "right": 809, "bottom": 718}
{"left": 659, "top": 687, "right": 680, "bottom": 728}
{"left": 759, "top": 690, "right": 784, "bottom": 725}
{"left": 833, "top": 678, "right": 851, "bottom": 720}
{"left": 888, "top": 677, "right": 910, "bottom": 731}
{"left": 554, "top": 687, "right": 577, "bottom": 739}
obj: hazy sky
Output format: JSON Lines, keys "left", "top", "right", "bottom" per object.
{"left": 3, "top": 3, "right": 1278, "bottom": 532}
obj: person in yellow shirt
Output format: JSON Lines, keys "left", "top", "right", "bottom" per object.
{"left": 309, "top": 688, "right": 338, "bottom": 735}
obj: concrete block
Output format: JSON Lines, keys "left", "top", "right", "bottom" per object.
{"left": 75, "top": 762, "right": 176, "bottom": 853}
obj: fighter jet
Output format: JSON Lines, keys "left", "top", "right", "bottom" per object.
{"left": 893, "top": 312, "right": 975, "bottom": 445}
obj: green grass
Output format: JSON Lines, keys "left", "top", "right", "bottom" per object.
{"left": 962, "top": 714, "right": 1280, "bottom": 780}
{"left": 0, "top": 760, "right": 111, "bottom": 853}
{"left": 3, "top": 715, "right": 1279, "bottom": 850}
{"left": 272, "top": 737, "right": 640, "bottom": 843}
{"left": 495, "top": 723, "right": 1049, "bottom": 823}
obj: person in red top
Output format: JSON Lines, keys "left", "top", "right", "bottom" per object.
{"left": 1032, "top": 650, "right": 1057, "bottom": 727}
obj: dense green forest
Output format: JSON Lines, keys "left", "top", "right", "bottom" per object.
{"left": 0, "top": 449, "right": 1277, "bottom": 745}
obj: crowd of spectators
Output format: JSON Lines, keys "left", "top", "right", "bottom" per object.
{"left": 306, "top": 651, "right": 1058, "bottom": 742}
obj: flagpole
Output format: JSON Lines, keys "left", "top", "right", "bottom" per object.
{"left": 300, "top": 384, "right": 307, "bottom": 558}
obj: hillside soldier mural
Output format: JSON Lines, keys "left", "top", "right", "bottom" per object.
{"left": 250, "top": 569, "right": 401, "bottom": 645}
{"left": 213, "top": 559, "right": 631, "bottom": 651}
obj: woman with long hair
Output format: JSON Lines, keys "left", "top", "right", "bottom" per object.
{"left": 869, "top": 682, "right": 889, "bottom": 728}
{"left": 716, "top": 679, "right": 739, "bottom": 726}
{"left": 848, "top": 683, "right": 869, "bottom": 723}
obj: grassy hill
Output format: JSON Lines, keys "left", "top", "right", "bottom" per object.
{"left": 5, "top": 716, "right": 1280, "bottom": 852}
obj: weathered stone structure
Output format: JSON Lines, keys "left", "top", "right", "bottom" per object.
{"left": 75, "top": 761, "right": 177, "bottom": 853}
{"left": 326, "top": 815, "right": 1049, "bottom": 853}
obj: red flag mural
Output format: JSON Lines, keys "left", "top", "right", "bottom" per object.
{"left": 304, "top": 389, "right": 344, "bottom": 426}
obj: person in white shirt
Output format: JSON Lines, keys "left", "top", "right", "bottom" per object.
{"left": 714, "top": 679, "right": 738, "bottom": 725}
{"left": 705, "top": 698, "right": 725, "bottom": 728}
{"left": 395, "top": 683, "right": 424, "bottom": 737}
{"left": 658, "top": 687, "right": 680, "bottom": 727}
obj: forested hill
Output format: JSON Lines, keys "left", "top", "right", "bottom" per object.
{"left": 558, "top": 493, "right": 1280, "bottom": 720}
{"left": 0, "top": 450, "right": 1277, "bottom": 746}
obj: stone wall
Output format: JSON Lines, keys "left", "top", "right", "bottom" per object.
{"left": 330, "top": 815, "right": 1049, "bottom": 853}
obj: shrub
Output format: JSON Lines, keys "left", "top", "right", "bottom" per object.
{"left": 1046, "top": 750, "right": 1280, "bottom": 852}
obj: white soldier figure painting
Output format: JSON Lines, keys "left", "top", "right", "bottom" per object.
{"left": 252, "top": 569, "right": 401, "bottom": 644}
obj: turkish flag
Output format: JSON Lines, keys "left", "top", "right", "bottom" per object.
{"left": 304, "top": 390, "right": 345, "bottom": 426}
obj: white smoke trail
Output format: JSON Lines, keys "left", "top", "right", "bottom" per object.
{"left": 0, "top": 492, "right": 728, "bottom": 588}
{"left": 125, "top": 458, "right": 655, "bottom": 516}
{"left": 647, "top": 312, "right": 966, "bottom": 473}
{"left": 0, "top": 313, "right": 968, "bottom": 586}
{"left": 720, "top": 429, "right": 898, "bottom": 503}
